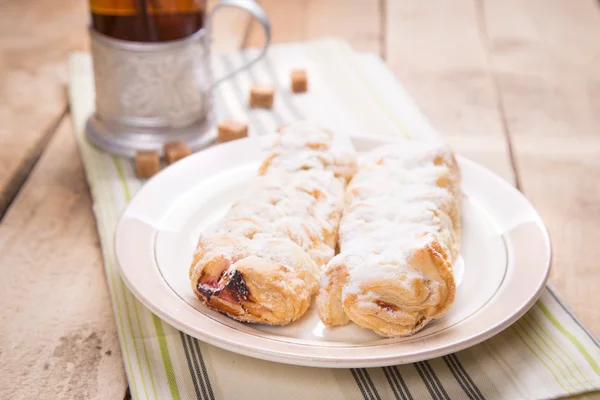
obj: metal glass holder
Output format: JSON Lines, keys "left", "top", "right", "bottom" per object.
{"left": 86, "top": 0, "right": 271, "bottom": 158}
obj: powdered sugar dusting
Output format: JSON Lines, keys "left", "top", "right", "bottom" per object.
{"left": 209, "top": 169, "right": 345, "bottom": 267}
{"left": 192, "top": 122, "right": 356, "bottom": 306}
{"left": 259, "top": 121, "right": 358, "bottom": 181}
{"left": 319, "top": 140, "right": 460, "bottom": 336}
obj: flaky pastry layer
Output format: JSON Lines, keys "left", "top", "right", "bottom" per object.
{"left": 189, "top": 122, "right": 355, "bottom": 324}
{"left": 318, "top": 140, "right": 461, "bottom": 336}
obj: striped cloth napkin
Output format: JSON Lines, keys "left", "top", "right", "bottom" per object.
{"left": 68, "top": 39, "right": 600, "bottom": 400}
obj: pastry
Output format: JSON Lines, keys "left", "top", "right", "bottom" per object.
{"left": 190, "top": 235, "right": 320, "bottom": 324}
{"left": 318, "top": 140, "right": 461, "bottom": 336}
{"left": 258, "top": 122, "right": 357, "bottom": 181}
{"left": 190, "top": 122, "right": 356, "bottom": 325}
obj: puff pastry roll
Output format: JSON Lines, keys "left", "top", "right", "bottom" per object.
{"left": 190, "top": 122, "right": 356, "bottom": 325}
{"left": 318, "top": 141, "right": 461, "bottom": 337}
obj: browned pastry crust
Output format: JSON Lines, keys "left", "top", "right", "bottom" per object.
{"left": 318, "top": 140, "right": 461, "bottom": 337}
{"left": 189, "top": 122, "right": 356, "bottom": 324}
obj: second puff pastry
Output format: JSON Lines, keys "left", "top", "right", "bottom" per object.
{"left": 189, "top": 122, "right": 357, "bottom": 325}
{"left": 318, "top": 140, "right": 461, "bottom": 337}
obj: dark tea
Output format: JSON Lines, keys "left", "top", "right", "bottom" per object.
{"left": 90, "top": 0, "right": 206, "bottom": 42}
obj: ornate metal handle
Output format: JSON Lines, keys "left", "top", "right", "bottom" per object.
{"left": 207, "top": 0, "right": 271, "bottom": 88}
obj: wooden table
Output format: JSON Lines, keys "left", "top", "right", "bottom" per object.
{"left": 1, "top": 1, "right": 599, "bottom": 399}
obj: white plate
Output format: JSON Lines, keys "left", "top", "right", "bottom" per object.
{"left": 115, "top": 136, "right": 551, "bottom": 368}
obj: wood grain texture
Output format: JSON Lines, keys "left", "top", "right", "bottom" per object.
{"left": 384, "top": 0, "right": 515, "bottom": 183}
{"left": 2, "top": 1, "right": 599, "bottom": 399}
{"left": 208, "top": 0, "right": 254, "bottom": 52}
{"left": 0, "top": 0, "right": 248, "bottom": 220}
{"left": 0, "top": 0, "right": 89, "bottom": 217}
{"left": 480, "top": 0, "right": 600, "bottom": 338}
{"left": 0, "top": 2, "right": 256, "bottom": 398}
{"left": 245, "top": 0, "right": 382, "bottom": 53}
{"left": 571, "top": 392, "right": 600, "bottom": 400}
{"left": 0, "top": 116, "right": 127, "bottom": 400}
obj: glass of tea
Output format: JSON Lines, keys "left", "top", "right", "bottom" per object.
{"left": 91, "top": 0, "right": 206, "bottom": 42}
{"left": 86, "top": 0, "right": 271, "bottom": 157}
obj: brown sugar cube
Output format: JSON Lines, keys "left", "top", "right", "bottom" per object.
{"left": 218, "top": 120, "right": 248, "bottom": 142}
{"left": 249, "top": 84, "right": 274, "bottom": 108}
{"left": 291, "top": 70, "right": 308, "bottom": 93}
{"left": 164, "top": 140, "right": 192, "bottom": 164}
{"left": 135, "top": 150, "right": 160, "bottom": 178}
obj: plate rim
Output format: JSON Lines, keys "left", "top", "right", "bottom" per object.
{"left": 114, "top": 136, "right": 552, "bottom": 368}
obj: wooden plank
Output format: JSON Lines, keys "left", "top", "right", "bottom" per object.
{"left": 0, "top": 0, "right": 88, "bottom": 217}
{"left": 0, "top": 2, "right": 254, "bottom": 398}
{"left": 208, "top": 0, "right": 254, "bottom": 52}
{"left": 0, "top": 0, "right": 248, "bottom": 220}
{"left": 385, "top": 4, "right": 600, "bottom": 396}
{"left": 480, "top": 0, "right": 600, "bottom": 337}
{"left": 245, "top": 0, "right": 382, "bottom": 53}
{"left": 571, "top": 392, "right": 600, "bottom": 400}
{"left": 384, "top": 0, "right": 515, "bottom": 183}
{"left": 0, "top": 116, "right": 127, "bottom": 400}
